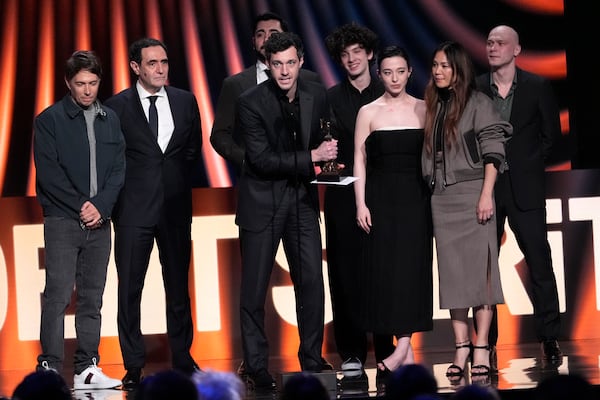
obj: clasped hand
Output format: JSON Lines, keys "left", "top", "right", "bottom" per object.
{"left": 80, "top": 201, "right": 103, "bottom": 229}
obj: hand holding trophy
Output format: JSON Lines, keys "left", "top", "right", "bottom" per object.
{"left": 317, "top": 118, "right": 341, "bottom": 182}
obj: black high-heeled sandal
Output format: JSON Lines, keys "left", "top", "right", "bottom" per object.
{"left": 376, "top": 360, "right": 393, "bottom": 383}
{"left": 446, "top": 342, "right": 473, "bottom": 377}
{"left": 489, "top": 344, "right": 498, "bottom": 373}
{"left": 472, "top": 344, "right": 491, "bottom": 376}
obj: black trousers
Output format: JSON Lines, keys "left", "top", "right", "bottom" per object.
{"left": 324, "top": 185, "right": 395, "bottom": 364}
{"left": 115, "top": 219, "right": 195, "bottom": 372}
{"left": 488, "top": 172, "right": 561, "bottom": 344}
{"left": 239, "top": 186, "right": 325, "bottom": 373}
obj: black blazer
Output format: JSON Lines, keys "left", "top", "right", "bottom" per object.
{"left": 210, "top": 65, "right": 321, "bottom": 172}
{"left": 104, "top": 86, "right": 202, "bottom": 227}
{"left": 476, "top": 68, "right": 561, "bottom": 210}
{"left": 235, "top": 78, "right": 329, "bottom": 232}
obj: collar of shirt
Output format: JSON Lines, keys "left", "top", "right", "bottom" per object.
{"left": 489, "top": 73, "right": 517, "bottom": 97}
{"left": 136, "top": 81, "right": 167, "bottom": 102}
{"left": 134, "top": 81, "right": 174, "bottom": 152}
{"left": 256, "top": 61, "right": 270, "bottom": 84}
{"left": 135, "top": 81, "right": 169, "bottom": 122}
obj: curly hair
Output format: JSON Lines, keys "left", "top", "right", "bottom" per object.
{"left": 325, "top": 22, "right": 379, "bottom": 64}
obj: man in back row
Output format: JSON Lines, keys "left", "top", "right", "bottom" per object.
{"left": 476, "top": 24, "right": 563, "bottom": 370}
{"left": 323, "top": 22, "right": 395, "bottom": 380}
{"left": 210, "top": 11, "right": 320, "bottom": 176}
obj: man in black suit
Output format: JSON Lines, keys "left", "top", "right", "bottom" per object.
{"left": 476, "top": 25, "right": 562, "bottom": 369}
{"left": 210, "top": 12, "right": 320, "bottom": 176}
{"left": 104, "top": 37, "right": 202, "bottom": 389}
{"left": 235, "top": 31, "right": 337, "bottom": 390}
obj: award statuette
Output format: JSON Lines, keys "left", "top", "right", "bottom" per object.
{"left": 317, "top": 118, "right": 340, "bottom": 182}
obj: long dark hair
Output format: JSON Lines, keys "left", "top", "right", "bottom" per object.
{"left": 423, "top": 41, "right": 476, "bottom": 153}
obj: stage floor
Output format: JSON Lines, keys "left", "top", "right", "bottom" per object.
{"left": 1, "top": 339, "right": 599, "bottom": 399}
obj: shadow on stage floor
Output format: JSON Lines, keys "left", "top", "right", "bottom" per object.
{"left": 2, "top": 339, "right": 600, "bottom": 399}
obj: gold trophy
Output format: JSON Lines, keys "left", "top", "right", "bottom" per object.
{"left": 317, "top": 118, "right": 340, "bottom": 182}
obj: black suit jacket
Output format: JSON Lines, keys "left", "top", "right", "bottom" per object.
{"left": 476, "top": 68, "right": 561, "bottom": 210}
{"left": 210, "top": 65, "right": 321, "bottom": 173}
{"left": 235, "top": 78, "right": 329, "bottom": 232}
{"left": 105, "top": 86, "right": 202, "bottom": 227}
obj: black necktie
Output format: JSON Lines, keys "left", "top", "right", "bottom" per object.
{"left": 148, "top": 95, "right": 158, "bottom": 138}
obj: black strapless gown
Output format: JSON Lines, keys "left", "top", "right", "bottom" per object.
{"left": 360, "top": 129, "right": 433, "bottom": 334}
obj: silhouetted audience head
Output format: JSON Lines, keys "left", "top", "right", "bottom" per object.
{"left": 535, "top": 373, "right": 594, "bottom": 400}
{"left": 12, "top": 370, "right": 71, "bottom": 400}
{"left": 450, "top": 384, "right": 500, "bottom": 400}
{"left": 280, "top": 372, "right": 330, "bottom": 400}
{"left": 412, "top": 395, "right": 441, "bottom": 400}
{"left": 134, "top": 369, "right": 197, "bottom": 400}
{"left": 385, "top": 363, "right": 438, "bottom": 400}
{"left": 192, "top": 369, "right": 245, "bottom": 400}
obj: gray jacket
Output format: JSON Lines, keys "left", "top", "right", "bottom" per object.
{"left": 421, "top": 91, "right": 512, "bottom": 188}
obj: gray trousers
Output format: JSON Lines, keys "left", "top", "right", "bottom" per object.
{"left": 37, "top": 216, "right": 111, "bottom": 374}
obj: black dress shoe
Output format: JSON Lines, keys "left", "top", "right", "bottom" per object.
{"left": 191, "top": 362, "right": 202, "bottom": 375}
{"left": 176, "top": 362, "right": 202, "bottom": 377}
{"left": 122, "top": 368, "right": 142, "bottom": 391}
{"left": 248, "top": 369, "right": 276, "bottom": 391}
{"left": 303, "top": 357, "right": 334, "bottom": 373}
{"left": 541, "top": 340, "right": 562, "bottom": 362}
{"left": 320, "top": 357, "right": 334, "bottom": 371}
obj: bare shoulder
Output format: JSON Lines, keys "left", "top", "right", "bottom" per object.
{"left": 413, "top": 97, "right": 427, "bottom": 118}
{"left": 359, "top": 96, "right": 385, "bottom": 115}
{"left": 357, "top": 101, "right": 376, "bottom": 119}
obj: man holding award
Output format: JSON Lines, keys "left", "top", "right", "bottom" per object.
{"left": 234, "top": 31, "right": 336, "bottom": 390}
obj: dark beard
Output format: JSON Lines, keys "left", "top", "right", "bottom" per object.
{"left": 255, "top": 49, "right": 266, "bottom": 63}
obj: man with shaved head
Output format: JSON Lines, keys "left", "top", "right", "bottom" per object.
{"left": 476, "top": 25, "right": 563, "bottom": 370}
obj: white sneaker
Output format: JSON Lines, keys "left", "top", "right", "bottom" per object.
{"left": 341, "top": 357, "right": 363, "bottom": 378}
{"left": 73, "top": 358, "right": 122, "bottom": 390}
